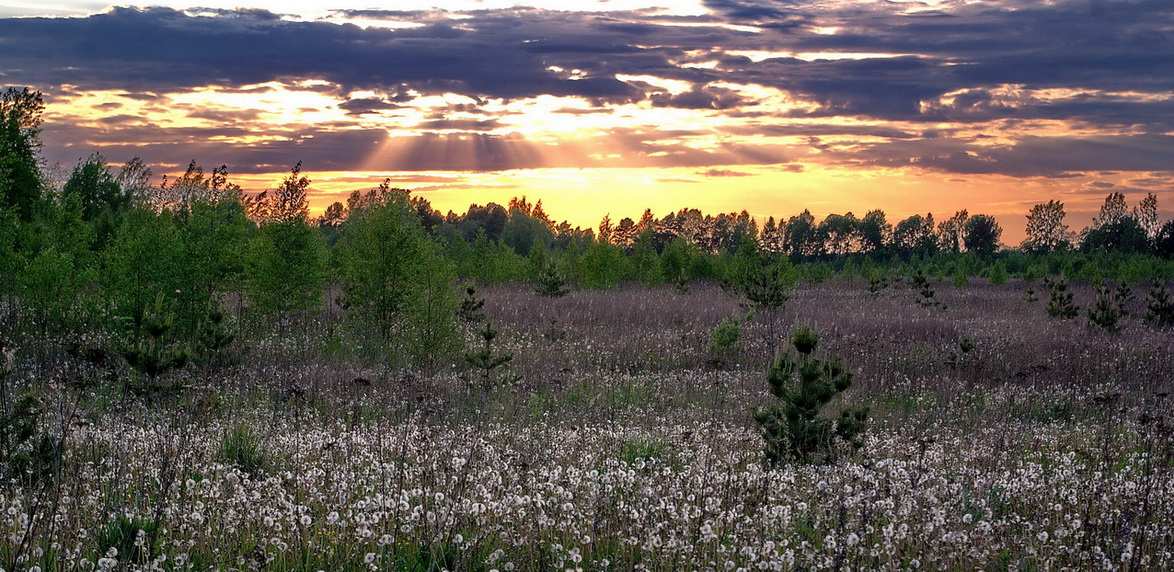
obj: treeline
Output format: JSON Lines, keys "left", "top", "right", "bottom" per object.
{"left": 3, "top": 86, "right": 1174, "bottom": 371}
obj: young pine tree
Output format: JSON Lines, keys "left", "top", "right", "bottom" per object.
{"left": 754, "top": 326, "right": 869, "bottom": 465}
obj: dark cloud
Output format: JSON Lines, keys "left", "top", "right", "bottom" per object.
{"left": 650, "top": 85, "right": 747, "bottom": 109}
{"left": 698, "top": 169, "right": 753, "bottom": 177}
{"left": 4, "top": 1, "right": 1174, "bottom": 176}
{"left": 857, "top": 134, "right": 1174, "bottom": 178}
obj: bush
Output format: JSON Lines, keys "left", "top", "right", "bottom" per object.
{"left": 709, "top": 315, "right": 743, "bottom": 366}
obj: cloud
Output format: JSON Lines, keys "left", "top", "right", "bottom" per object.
{"left": 4, "top": 0, "right": 1174, "bottom": 177}
{"left": 698, "top": 168, "right": 753, "bottom": 177}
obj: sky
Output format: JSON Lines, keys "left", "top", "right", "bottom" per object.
{"left": 2, "top": 0, "right": 1173, "bottom": 243}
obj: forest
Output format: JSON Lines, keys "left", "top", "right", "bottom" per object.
{"left": 2, "top": 87, "right": 1174, "bottom": 570}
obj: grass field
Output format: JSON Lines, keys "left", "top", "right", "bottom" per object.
{"left": 1, "top": 278, "right": 1171, "bottom": 570}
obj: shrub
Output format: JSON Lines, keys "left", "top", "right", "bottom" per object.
{"left": 458, "top": 286, "right": 486, "bottom": 323}
{"left": 465, "top": 322, "right": 517, "bottom": 395}
{"left": 989, "top": 261, "right": 1008, "bottom": 285}
{"left": 753, "top": 326, "right": 869, "bottom": 465}
{"left": 709, "top": 315, "right": 743, "bottom": 366}
{"left": 911, "top": 269, "right": 941, "bottom": 308}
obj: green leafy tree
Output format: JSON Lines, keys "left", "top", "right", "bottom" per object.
{"left": 937, "top": 210, "right": 969, "bottom": 253}
{"left": 0, "top": 88, "right": 45, "bottom": 222}
{"left": 858, "top": 209, "right": 891, "bottom": 255}
{"left": 405, "top": 241, "right": 461, "bottom": 371}
{"left": 336, "top": 184, "right": 428, "bottom": 336}
{"left": 245, "top": 165, "right": 326, "bottom": 320}
{"left": 61, "top": 154, "right": 134, "bottom": 249}
{"left": 892, "top": 213, "right": 937, "bottom": 259}
{"left": 1081, "top": 217, "right": 1149, "bottom": 254}
{"left": 103, "top": 207, "right": 185, "bottom": 326}
{"left": 19, "top": 193, "right": 98, "bottom": 328}
{"left": 577, "top": 238, "right": 628, "bottom": 289}
{"left": 754, "top": 326, "right": 868, "bottom": 465}
{"left": 629, "top": 228, "right": 664, "bottom": 287}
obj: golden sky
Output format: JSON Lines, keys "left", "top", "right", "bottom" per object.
{"left": 6, "top": 1, "right": 1174, "bottom": 243}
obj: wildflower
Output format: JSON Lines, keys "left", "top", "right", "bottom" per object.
{"left": 364, "top": 553, "right": 376, "bottom": 564}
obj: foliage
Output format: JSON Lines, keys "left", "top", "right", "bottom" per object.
{"left": 988, "top": 260, "right": 1008, "bottom": 285}
{"left": 335, "top": 185, "right": 429, "bottom": 336}
{"left": 911, "top": 269, "right": 941, "bottom": 308}
{"left": 103, "top": 207, "right": 185, "bottom": 327}
{"left": 534, "top": 259, "right": 570, "bottom": 298}
{"left": 246, "top": 218, "right": 327, "bottom": 320}
{"left": 753, "top": 326, "right": 868, "bottom": 465}
{"left": 577, "top": 239, "right": 628, "bottom": 289}
{"left": 709, "top": 315, "right": 743, "bottom": 367}
{"left": 94, "top": 515, "right": 161, "bottom": 566}
{"left": 0, "top": 87, "right": 45, "bottom": 221}
{"left": 1086, "top": 282, "right": 1123, "bottom": 332}
{"left": 458, "top": 286, "right": 486, "bottom": 324}
{"left": 403, "top": 242, "right": 461, "bottom": 371}
{"left": 120, "top": 293, "right": 189, "bottom": 380}
{"left": 728, "top": 241, "right": 794, "bottom": 357}
{"left": 221, "top": 422, "right": 265, "bottom": 476}
{"left": 1021, "top": 200, "right": 1072, "bottom": 254}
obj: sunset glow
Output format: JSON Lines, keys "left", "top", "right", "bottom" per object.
{"left": 5, "top": 0, "right": 1174, "bottom": 243}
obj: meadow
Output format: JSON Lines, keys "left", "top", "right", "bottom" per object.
{"left": 1, "top": 277, "right": 1171, "bottom": 571}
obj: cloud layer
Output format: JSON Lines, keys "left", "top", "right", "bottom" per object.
{"left": 2, "top": 0, "right": 1173, "bottom": 182}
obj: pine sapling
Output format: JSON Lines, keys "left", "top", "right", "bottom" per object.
{"left": 457, "top": 286, "right": 486, "bottom": 324}
{"left": 465, "top": 322, "right": 518, "bottom": 396}
{"left": 1045, "top": 276, "right": 1079, "bottom": 319}
{"left": 1087, "top": 282, "right": 1122, "bottom": 332}
{"left": 753, "top": 326, "right": 869, "bottom": 465}
{"left": 534, "top": 261, "right": 570, "bottom": 298}
{"left": 1144, "top": 282, "right": 1174, "bottom": 328}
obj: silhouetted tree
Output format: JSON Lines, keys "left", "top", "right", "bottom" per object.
{"left": 963, "top": 214, "right": 1002, "bottom": 257}
{"left": 892, "top": 213, "right": 937, "bottom": 259}
{"left": 858, "top": 209, "right": 891, "bottom": 255}
{"left": 937, "top": 210, "right": 969, "bottom": 253}
{"left": 1022, "top": 200, "right": 1072, "bottom": 254}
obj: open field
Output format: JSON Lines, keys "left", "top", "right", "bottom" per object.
{"left": 2, "top": 279, "right": 1172, "bottom": 571}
